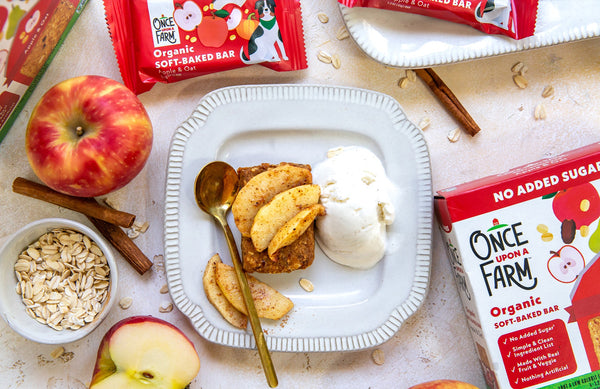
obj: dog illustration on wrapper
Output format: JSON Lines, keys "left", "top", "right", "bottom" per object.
{"left": 240, "top": 0, "right": 288, "bottom": 64}
{"left": 474, "top": 0, "right": 515, "bottom": 33}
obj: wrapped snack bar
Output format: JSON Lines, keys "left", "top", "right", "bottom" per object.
{"left": 104, "top": 0, "right": 307, "bottom": 94}
{"left": 339, "top": 0, "right": 539, "bottom": 40}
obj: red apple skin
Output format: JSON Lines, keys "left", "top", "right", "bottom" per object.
{"left": 90, "top": 316, "right": 199, "bottom": 387}
{"left": 409, "top": 380, "right": 479, "bottom": 389}
{"left": 26, "top": 76, "right": 153, "bottom": 197}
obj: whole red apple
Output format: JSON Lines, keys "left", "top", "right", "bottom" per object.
{"left": 90, "top": 316, "right": 200, "bottom": 388}
{"left": 409, "top": 380, "right": 479, "bottom": 389}
{"left": 25, "top": 75, "right": 153, "bottom": 197}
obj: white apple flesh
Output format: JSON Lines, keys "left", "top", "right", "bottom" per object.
{"left": 173, "top": 1, "right": 202, "bottom": 31}
{"left": 547, "top": 245, "right": 585, "bottom": 283}
{"left": 90, "top": 316, "right": 200, "bottom": 389}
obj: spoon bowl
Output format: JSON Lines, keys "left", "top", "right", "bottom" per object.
{"left": 194, "top": 161, "right": 278, "bottom": 388}
{"left": 194, "top": 161, "right": 239, "bottom": 219}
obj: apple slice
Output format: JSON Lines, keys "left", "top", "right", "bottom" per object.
{"left": 250, "top": 184, "right": 321, "bottom": 252}
{"left": 268, "top": 203, "right": 325, "bottom": 260}
{"left": 215, "top": 262, "right": 293, "bottom": 320}
{"left": 203, "top": 254, "right": 248, "bottom": 329}
{"left": 232, "top": 164, "right": 312, "bottom": 237}
{"left": 89, "top": 316, "right": 200, "bottom": 389}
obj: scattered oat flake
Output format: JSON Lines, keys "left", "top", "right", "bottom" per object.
{"left": 534, "top": 103, "right": 547, "bottom": 120}
{"left": 397, "top": 77, "right": 409, "bottom": 89}
{"left": 299, "top": 278, "right": 314, "bottom": 292}
{"left": 159, "top": 303, "right": 174, "bottom": 313}
{"left": 139, "top": 221, "right": 149, "bottom": 233}
{"left": 447, "top": 128, "right": 461, "bottom": 143}
{"left": 317, "top": 12, "right": 329, "bottom": 23}
{"left": 127, "top": 229, "right": 140, "bottom": 239}
{"left": 513, "top": 74, "right": 528, "bottom": 89}
{"left": 119, "top": 297, "right": 133, "bottom": 309}
{"left": 160, "top": 284, "right": 169, "bottom": 294}
{"left": 372, "top": 349, "right": 385, "bottom": 365}
{"left": 406, "top": 69, "right": 416, "bottom": 82}
{"left": 102, "top": 197, "right": 120, "bottom": 210}
{"left": 511, "top": 61, "right": 525, "bottom": 74}
{"left": 418, "top": 117, "right": 431, "bottom": 131}
{"left": 542, "top": 85, "right": 554, "bottom": 98}
{"left": 331, "top": 54, "right": 341, "bottom": 69}
{"left": 541, "top": 232, "right": 553, "bottom": 242}
{"left": 519, "top": 64, "right": 528, "bottom": 76}
{"left": 336, "top": 26, "right": 350, "bottom": 40}
{"left": 50, "top": 346, "right": 65, "bottom": 359}
{"left": 317, "top": 50, "right": 332, "bottom": 64}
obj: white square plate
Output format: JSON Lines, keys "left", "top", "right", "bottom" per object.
{"left": 164, "top": 84, "right": 433, "bottom": 352}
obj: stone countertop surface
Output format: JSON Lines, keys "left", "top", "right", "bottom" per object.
{"left": 0, "top": 1, "right": 599, "bottom": 388}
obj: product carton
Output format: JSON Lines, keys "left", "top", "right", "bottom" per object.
{"left": 435, "top": 142, "right": 600, "bottom": 389}
{"left": 0, "top": 0, "right": 87, "bottom": 144}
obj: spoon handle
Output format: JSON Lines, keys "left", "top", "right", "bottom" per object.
{"left": 220, "top": 218, "right": 278, "bottom": 388}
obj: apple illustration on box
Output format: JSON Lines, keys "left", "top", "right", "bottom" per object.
{"left": 550, "top": 183, "right": 600, "bottom": 243}
{"left": 547, "top": 245, "right": 586, "bottom": 283}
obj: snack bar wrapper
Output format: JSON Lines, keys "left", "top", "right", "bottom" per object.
{"left": 104, "top": 0, "right": 307, "bottom": 94}
{"left": 339, "top": 0, "right": 539, "bottom": 40}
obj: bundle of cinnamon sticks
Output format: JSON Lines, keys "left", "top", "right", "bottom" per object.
{"left": 12, "top": 177, "right": 153, "bottom": 275}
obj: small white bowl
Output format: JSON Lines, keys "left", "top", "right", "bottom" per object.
{"left": 0, "top": 218, "right": 118, "bottom": 344}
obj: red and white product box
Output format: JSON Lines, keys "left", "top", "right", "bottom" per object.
{"left": 435, "top": 142, "right": 600, "bottom": 389}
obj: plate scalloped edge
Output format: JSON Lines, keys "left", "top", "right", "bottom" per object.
{"left": 163, "top": 84, "right": 433, "bottom": 352}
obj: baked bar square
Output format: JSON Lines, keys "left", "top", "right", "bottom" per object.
{"left": 238, "top": 163, "right": 315, "bottom": 273}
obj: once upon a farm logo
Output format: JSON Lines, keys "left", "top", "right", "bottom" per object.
{"left": 469, "top": 218, "right": 537, "bottom": 296}
{"left": 147, "top": 2, "right": 181, "bottom": 47}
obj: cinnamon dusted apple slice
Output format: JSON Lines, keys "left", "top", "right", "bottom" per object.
{"left": 202, "top": 254, "right": 247, "bottom": 329}
{"left": 232, "top": 164, "right": 312, "bottom": 237}
{"left": 250, "top": 184, "right": 320, "bottom": 252}
{"left": 215, "top": 262, "right": 293, "bottom": 320}
{"left": 268, "top": 204, "right": 325, "bottom": 261}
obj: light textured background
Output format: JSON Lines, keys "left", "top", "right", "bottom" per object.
{"left": 0, "top": 1, "right": 599, "bottom": 388}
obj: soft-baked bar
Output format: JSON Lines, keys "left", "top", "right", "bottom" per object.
{"left": 237, "top": 163, "right": 315, "bottom": 273}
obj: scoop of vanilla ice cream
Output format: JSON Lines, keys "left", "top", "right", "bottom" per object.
{"left": 312, "top": 146, "right": 395, "bottom": 269}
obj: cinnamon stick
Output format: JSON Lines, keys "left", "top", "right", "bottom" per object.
{"left": 87, "top": 214, "right": 153, "bottom": 275}
{"left": 12, "top": 177, "right": 136, "bottom": 228}
{"left": 414, "top": 68, "right": 481, "bottom": 136}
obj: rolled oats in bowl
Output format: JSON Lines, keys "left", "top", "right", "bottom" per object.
{"left": 0, "top": 218, "right": 118, "bottom": 344}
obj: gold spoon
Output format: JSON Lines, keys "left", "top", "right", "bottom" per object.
{"left": 194, "top": 161, "right": 278, "bottom": 388}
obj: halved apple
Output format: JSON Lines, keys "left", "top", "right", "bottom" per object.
{"left": 89, "top": 316, "right": 200, "bottom": 389}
